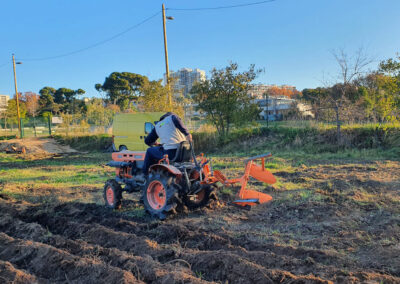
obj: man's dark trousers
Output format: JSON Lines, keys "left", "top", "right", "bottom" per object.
{"left": 142, "top": 146, "right": 176, "bottom": 175}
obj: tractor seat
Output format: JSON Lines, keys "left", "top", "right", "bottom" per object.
{"left": 170, "top": 141, "right": 192, "bottom": 163}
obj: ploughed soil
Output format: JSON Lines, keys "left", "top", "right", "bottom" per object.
{"left": 0, "top": 159, "right": 399, "bottom": 283}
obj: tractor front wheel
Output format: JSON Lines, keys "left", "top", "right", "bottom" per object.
{"left": 142, "top": 172, "right": 178, "bottom": 220}
{"left": 103, "top": 179, "right": 122, "bottom": 209}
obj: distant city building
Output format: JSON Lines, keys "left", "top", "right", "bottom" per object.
{"left": 166, "top": 68, "right": 206, "bottom": 97}
{"left": 0, "top": 95, "right": 10, "bottom": 113}
{"left": 51, "top": 116, "right": 63, "bottom": 124}
{"left": 249, "top": 84, "right": 298, "bottom": 99}
{"left": 255, "top": 97, "right": 314, "bottom": 121}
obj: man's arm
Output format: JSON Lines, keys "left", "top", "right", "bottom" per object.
{"left": 171, "top": 115, "right": 192, "bottom": 141}
{"left": 144, "top": 128, "right": 158, "bottom": 146}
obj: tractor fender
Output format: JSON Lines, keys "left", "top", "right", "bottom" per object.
{"left": 150, "top": 164, "right": 182, "bottom": 177}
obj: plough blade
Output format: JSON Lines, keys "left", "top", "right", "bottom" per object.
{"left": 248, "top": 163, "right": 276, "bottom": 184}
{"left": 233, "top": 199, "right": 260, "bottom": 203}
{"left": 235, "top": 189, "right": 273, "bottom": 206}
{"left": 211, "top": 153, "right": 277, "bottom": 208}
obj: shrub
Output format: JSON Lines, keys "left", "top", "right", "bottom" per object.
{"left": 54, "top": 134, "right": 112, "bottom": 151}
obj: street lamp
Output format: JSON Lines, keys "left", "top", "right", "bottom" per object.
{"left": 162, "top": 4, "right": 174, "bottom": 107}
{"left": 12, "top": 54, "right": 22, "bottom": 138}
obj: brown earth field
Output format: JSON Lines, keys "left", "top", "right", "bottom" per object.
{"left": 0, "top": 151, "right": 399, "bottom": 283}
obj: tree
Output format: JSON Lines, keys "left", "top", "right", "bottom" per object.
{"left": 54, "top": 88, "right": 86, "bottom": 114}
{"left": 38, "top": 86, "right": 85, "bottom": 115}
{"left": 139, "top": 80, "right": 168, "bottom": 111}
{"left": 191, "top": 63, "right": 261, "bottom": 136}
{"left": 379, "top": 53, "right": 400, "bottom": 109}
{"left": 86, "top": 99, "right": 116, "bottom": 126}
{"left": 95, "top": 72, "right": 148, "bottom": 110}
{"left": 301, "top": 88, "right": 330, "bottom": 103}
{"left": 266, "top": 86, "right": 301, "bottom": 98}
{"left": 6, "top": 99, "right": 27, "bottom": 126}
{"left": 330, "top": 48, "right": 373, "bottom": 141}
{"left": 379, "top": 53, "right": 400, "bottom": 77}
{"left": 106, "top": 104, "right": 121, "bottom": 113}
{"left": 359, "top": 73, "right": 398, "bottom": 122}
{"left": 139, "top": 79, "right": 184, "bottom": 117}
{"left": 39, "top": 87, "right": 59, "bottom": 114}
{"left": 23, "top": 92, "right": 40, "bottom": 117}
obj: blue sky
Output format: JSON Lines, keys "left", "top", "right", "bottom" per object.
{"left": 0, "top": 0, "right": 399, "bottom": 98}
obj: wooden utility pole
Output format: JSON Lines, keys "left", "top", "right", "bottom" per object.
{"left": 12, "top": 54, "right": 22, "bottom": 138}
{"left": 162, "top": 4, "right": 172, "bottom": 107}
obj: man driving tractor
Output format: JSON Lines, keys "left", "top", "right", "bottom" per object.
{"left": 143, "top": 112, "right": 192, "bottom": 177}
{"left": 104, "top": 112, "right": 276, "bottom": 219}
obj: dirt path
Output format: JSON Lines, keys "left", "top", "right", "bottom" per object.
{"left": 0, "top": 138, "right": 77, "bottom": 155}
{"left": 0, "top": 161, "right": 399, "bottom": 283}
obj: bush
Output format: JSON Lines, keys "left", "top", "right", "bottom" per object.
{"left": 54, "top": 134, "right": 112, "bottom": 151}
{"left": 0, "top": 135, "right": 17, "bottom": 141}
{"left": 192, "top": 122, "right": 400, "bottom": 154}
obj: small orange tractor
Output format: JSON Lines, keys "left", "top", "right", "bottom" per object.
{"left": 104, "top": 125, "right": 277, "bottom": 219}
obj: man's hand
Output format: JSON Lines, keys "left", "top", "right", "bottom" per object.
{"left": 186, "top": 134, "right": 192, "bottom": 142}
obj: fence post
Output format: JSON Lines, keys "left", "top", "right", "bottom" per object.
{"left": 48, "top": 116, "right": 52, "bottom": 136}
{"left": 33, "top": 117, "right": 37, "bottom": 137}
{"left": 20, "top": 118, "right": 24, "bottom": 138}
{"left": 335, "top": 105, "right": 341, "bottom": 144}
{"left": 4, "top": 118, "right": 7, "bottom": 138}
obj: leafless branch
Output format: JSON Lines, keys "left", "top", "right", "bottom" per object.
{"left": 331, "top": 47, "right": 374, "bottom": 85}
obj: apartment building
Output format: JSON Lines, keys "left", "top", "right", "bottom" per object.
{"left": 167, "top": 68, "right": 206, "bottom": 97}
{"left": 0, "top": 95, "right": 10, "bottom": 113}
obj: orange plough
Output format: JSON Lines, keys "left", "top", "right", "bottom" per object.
{"left": 105, "top": 133, "right": 277, "bottom": 219}
{"left": 201, "top": 153, "right": 277, "bottom": 208}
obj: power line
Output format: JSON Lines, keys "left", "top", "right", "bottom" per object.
{"left": 19, "top": 11, "right": 161, "bottom": 62}
{"left": 7, "top": 1, "right": 280, "bottom": 63}
{"left": 167, "top": 0, "right": 277, "bottom": 11}
{"left": 0, "top": 61, "right": 9, "bottom": 68}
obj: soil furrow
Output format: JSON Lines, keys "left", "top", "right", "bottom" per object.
{"left": 3, "top": 206, "right": 345, "bottom": 283}
{"left": 0, "top": 212, "right": 210, "bottom": 284}
{"left": 0, "top": 260, "right": 41, "bottom": 284}
{"left": 1, "top": 159, "right": 399, "bottom": 284}
{"left": 3, "top": 198, "right": 396, "bottom": 283}
{"left": 0, "top": 232, "right": 140, "bottom": 283}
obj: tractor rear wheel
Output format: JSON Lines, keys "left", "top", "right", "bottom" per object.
{"left": 183, "top": 185, "right": 217, "bottom": 210}
{"left": 142, "top": 171, "right": 178, "bottom": 220}
{"left": 104, "top": 179, "right": 122, "bottom": 209}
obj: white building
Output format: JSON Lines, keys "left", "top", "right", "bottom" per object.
{"left": 255, "top": 96, "right": 314, "bottom": 121}
{"left": 167, "top": 68, "right": 206, "bottom": 97}
{"left": 0, "top": 95, "right": 10, "bottom": 113}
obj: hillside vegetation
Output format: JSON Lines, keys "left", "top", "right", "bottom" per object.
{"left": 194, "top": 122, "right": 400, "bottom": 155}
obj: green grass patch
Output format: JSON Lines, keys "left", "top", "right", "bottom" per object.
{"left": 0, "top": 152, "right": 112, "bottom": 204}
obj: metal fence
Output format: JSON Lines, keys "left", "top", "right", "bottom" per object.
{"left": 0, "top": 117, "right": 51, "bottom": 138}
{"left": 0, "top": 116, "right": 114, "bottom": 138}
{"left": 0, "top": 114, "right": 200, "bottom": 139}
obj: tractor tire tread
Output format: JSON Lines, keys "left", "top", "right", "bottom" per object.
{"left": 183, "top": 185, "right": 218, "bottom": 210}
{"left": 103, "top": 179, "right": 122, "bottom": 209}
{"left": 142, "top": 171, "right": 179, "bottom": 220}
